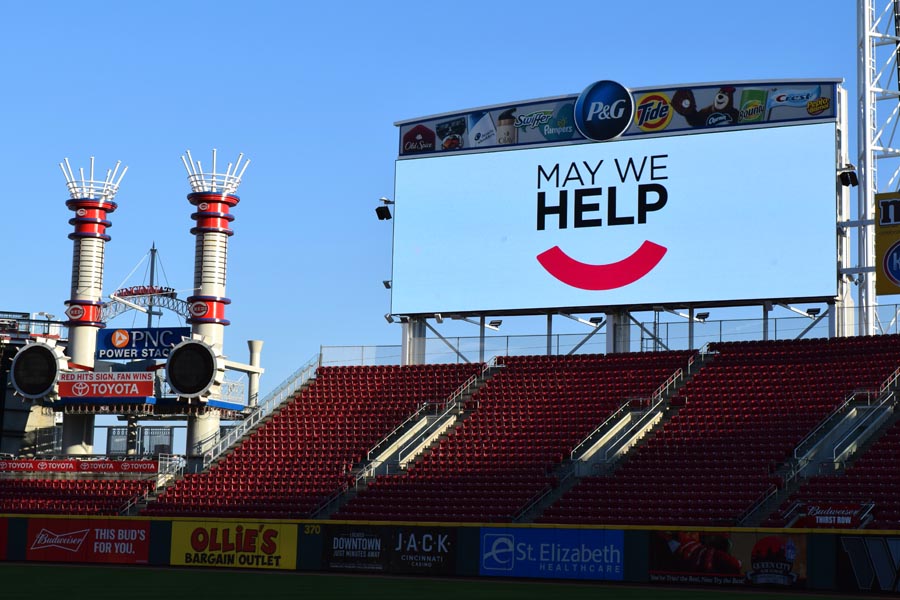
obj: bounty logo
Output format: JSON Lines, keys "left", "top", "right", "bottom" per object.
{"left": 482, "top": 534, "right": 516, "bottom": 571}
{"left": 111, "top": 329, "right": 130, "bottom": 349}
{"left": 574, "top": 80, "right": 634, "bottom": 142}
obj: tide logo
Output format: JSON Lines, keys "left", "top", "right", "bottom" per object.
{"left": 634, "top": 93, "right": 672, "bottom": 132}
{"left": 111, "top": 329, "right": 130, "bottom": 348}
{"left": 574, "top": 80, "right": 634, "bottom": 142}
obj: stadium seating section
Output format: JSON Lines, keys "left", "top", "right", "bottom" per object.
{"left": 142, "top": 363, "right": 481, "bottom": 518}
{"left": 332, "top": 351, "right": 693, "bottom": 522}
{"left": 539, "top": 336, "right": 900, "bottom": 526}
{"left": 0, "top": 478, "right": 154, "bottom": 515}
{"left": 6, "top": 334, "right": 900, "bottom": 528}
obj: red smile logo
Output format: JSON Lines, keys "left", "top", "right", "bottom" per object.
{"left": 537, "top": 241, "right": 667, "bottom": 290}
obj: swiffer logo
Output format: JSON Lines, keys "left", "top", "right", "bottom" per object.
{"left": 536, "top": 155, "right": 669, "bottom": 290}
{"left": 574, "top": 80, "right": 634, "bottom": 142}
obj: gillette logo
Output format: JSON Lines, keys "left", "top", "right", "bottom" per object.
{"left": 574, "top": 80, "right": 634, "bottom": 141}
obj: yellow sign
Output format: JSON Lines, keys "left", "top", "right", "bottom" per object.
{"left": 876, "top": 192, "right": 900, "bottom": 296}
{"left": 170, "top": 521, "right": 297, "bottom": 570}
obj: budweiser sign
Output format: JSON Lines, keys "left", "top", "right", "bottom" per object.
{"left": 31, "top": 528, "right": 90, "bottom": 553}
{"left": 794, "top": 503, "right": 865, "bottom": 528}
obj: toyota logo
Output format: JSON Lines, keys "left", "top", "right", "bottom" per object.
{"left": 72, "top": 382, "right": 91, "bottom": 397}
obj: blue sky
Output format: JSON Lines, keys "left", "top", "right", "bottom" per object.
{"left": 0, "top": 2, "right": 860, "bottom": 396}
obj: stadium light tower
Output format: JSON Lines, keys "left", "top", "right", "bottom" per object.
{"left": 856, "top": 0, "right": 900, "bottom": 335}
{"left": 60, "top": 157, "right": 128, "bottom": 454}
{"left": 172, "top": 149, "right": 249, "bottom": 461}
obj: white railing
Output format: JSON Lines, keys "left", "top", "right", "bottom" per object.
{"left": 202, "top": 353, "right": 320, "bottom": 469}
{"left": 831, "top": 391, "right": 896, "bottom": 463}
{"left": 793, "top": 390, "right": 874, "bottom": 461}
{"left": 357, "top": 358, "right": 500, "bottom": 484}
{"left": 570, "top": 399, "right": 634, "bottom": 460}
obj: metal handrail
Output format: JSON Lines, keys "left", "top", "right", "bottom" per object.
{"left": 360, "top": 358, "right": 496, "bottom": 470}
{"left": 202, "top": 353, "right": 320, "bottom": 469}
{"left": 832, "top": 391, "right": 896, "bottom": 461}
{"left": 737, "top": 484, "right": 779, "bottom": 525}
{"left": 793, "top": 390, "right": 874, "bottom": 460}
{"left": 366, "top": 402, "right": 430, "bottom": 461}
{"left": 572, "top": 366, "right": 686, "bottom": 461}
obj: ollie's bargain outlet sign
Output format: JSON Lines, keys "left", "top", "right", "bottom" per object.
{"left": 58, "top": 372, "right": 154, "bottom": 398}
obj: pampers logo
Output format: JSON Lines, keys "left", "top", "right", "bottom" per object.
{"left": 574, "top": 80, "right": 634, "bottom": 142}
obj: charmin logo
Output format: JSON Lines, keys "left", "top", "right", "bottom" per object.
{"left": 482, "top": 534, "right": 516, "bottom": 571}
{"left": 574, "top": 80, "right": 634, "bottom": 141}
{"left": 31, "top": 528, "right": 90, "bottom": 553}
{"left": 111, "top": 329, "right": 130, "bottom": 348}
{"left": 634, "top": 93, "right": 672, "bottom": 132}
{"left": 189, "top": 301, "right": 209, "bottom": 317}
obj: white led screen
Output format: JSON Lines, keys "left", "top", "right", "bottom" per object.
{"left": 391, "top": 122, "right": 838, "bottom": 316}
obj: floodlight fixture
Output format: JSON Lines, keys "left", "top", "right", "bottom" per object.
{"left": 488, "top": 319, "right": 502, "bottom": 329}
{"left": 382, "top": 280, "right": 392, "bottom": 289}
{"left": 588, "top": 316, "right": 604, "bottom": 324}
{"left": 435, "top": 313, "right": 444, "bottom": 324}
{"left": 376, "top": 206, "right": 392, "bottom": 220}
{"left": 384, "top": 313, "right": 395, "bottom": 324}
{"left": 695, "top": 312, "right": 710, "bottom": 322}
{"left": 837, "top": 164, "right": 858, "bottom": 187}
{"left": 806, "top": 308, "right": 821, "bottom": 317}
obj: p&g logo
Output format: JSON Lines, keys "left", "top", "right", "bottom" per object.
{"left": 574, "top": 80, "right": 634, "bottom": 141}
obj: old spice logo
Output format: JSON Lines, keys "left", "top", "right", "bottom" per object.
{"left": 31, "top": 528, "right": 90, "bottom": 552}
{"left": 402, "top": 124, "right": 436, "bottom": 154}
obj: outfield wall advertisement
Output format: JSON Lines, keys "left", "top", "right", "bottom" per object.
{"left": 323, "top": 524, "right": 456, "bottom": 575}
{"left": 169, "top": 521, "right": 297, "bottom": 570}
{"left": 479, "top": 527, "right": 624, "bottom": 581}
{"left": 392, "top": 121, "right": 838, "bottom": 316}
{"left": 648, "top": 530, "right": 807, "bottom": 588}
{"left": 25, "top": 518, "right": 149, "bottom": 564}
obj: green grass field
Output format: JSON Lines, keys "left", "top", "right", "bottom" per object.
{"left": 0, "top": 564, "right": 876, "bottom": 600}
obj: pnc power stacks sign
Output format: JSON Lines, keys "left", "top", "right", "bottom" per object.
{"left": 392, "top": 79, "right": 840, "bottom": 316}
